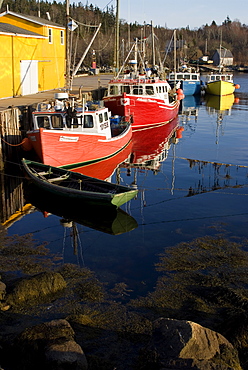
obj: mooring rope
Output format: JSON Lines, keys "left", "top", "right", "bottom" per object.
{"left": 0, "top": 136, "right": 25, "bottom": 147}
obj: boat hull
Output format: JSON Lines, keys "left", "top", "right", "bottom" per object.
{"left": 103, "top": 94, "right": 180, "bottom": 130}
{"left": 27, "top": 125, "right": 132, "bottom": 168}
{"left": 22, "top": 159, "right": 138, "bottom": 208}
{"left": 205, "top": 80, "right": 236, "bottom": 96}
{"left": 63, "top": 141, "right": 132, "bottom": 180}
{"left": 180, "top": 80, "right": 202, "bottom": 96}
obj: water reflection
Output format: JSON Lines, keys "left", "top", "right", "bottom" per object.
{"left": 204, "top": 93, "right": 237, "bottom": 144}
{"left": 179, "top": 95, "right": 201, "bottom": 124}
{"left": 24, "top": 186, "right": 138, "bottom": 236}
{"left": 0, "top": 163, "right": 27, "bottom": 226}
{"left": 121, "top": 117, "right": 182, "bottom": 174}
{"left": 205, "top": 93, "right": 235, "bottom": 118}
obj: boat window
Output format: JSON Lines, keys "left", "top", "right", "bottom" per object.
{"left": 216, "top": 76, "right": 220, "bottom": 80}
{"left": 51, "top": 115, "right": 64, "bottom": 129}
{"left": 170, "top": 74, "right": 175, "bottom": 80}
{"left": 99, "top": 113, "right": 103, "bottom": 123}
{"left": 177, "top": 74, "right": 184, "bottom": 79}
{"left": 109, "top": 85, "right": 119, "bottom": 95}
{"left": 104, "top": 112, "right": 108, "bottom": 121}
{"left": 133, "top": 86, "right": 143, "bottom": 95}
{"left": 83, "top": 115, "right": 94, "bottom": 128}
{"left": 226, "top": 76, "right": 231, "bottom": 81}
{"left": 145, "top": 86, "right": 154, "bottom": 95}
{"left": 121, "top": 85, "right": 130, "bottom": 94}
{"left": 158, "top": 86, "right": 162, "bottom": 93}
{"left": 192, "top": 74, "right": 198, "bottom": 80}
{"left": 37, "top": 116, "right": 51, "bottom": 129}
{"left": 184, "top": 74, "right": 190, "bottom": 80}
{"left": 210, "top": 76, "right": 216, "bottom": 81}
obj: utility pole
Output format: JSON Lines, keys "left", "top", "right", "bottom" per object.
{"left": 65, "top": 0, "right": 70, "bottom": 90}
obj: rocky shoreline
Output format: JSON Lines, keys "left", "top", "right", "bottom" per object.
{"left": 0, "top": 229, "right": 248, "bottom": 369}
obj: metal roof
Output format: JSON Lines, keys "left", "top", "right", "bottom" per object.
{"left": 0, "top": 11, "right": 65, "bottom": 29}
{"left": 0, "top": 22, "right": 45, "bottom": 37}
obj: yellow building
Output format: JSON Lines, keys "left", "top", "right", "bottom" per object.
{"left": 0, "top": 11, "right": 65, "bottom": 99}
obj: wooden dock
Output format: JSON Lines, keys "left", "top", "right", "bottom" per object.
{"left": 0, "top": 107, "right": 23, "bottom": 170}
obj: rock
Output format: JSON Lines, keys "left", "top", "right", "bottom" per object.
{"left": 6, "top": 271, "right": 66, "bottom": 306}
{"left": 144, "top": 318, "right": 241, "bottom": 369}
{"left": 16, "top": 319, "right": 88, "bottom": 370}
{"left": 0, "top": 281, "right": 6, "bottom": 300}
{"left": 45, "top": 340, "right": 88, "bottom": 370}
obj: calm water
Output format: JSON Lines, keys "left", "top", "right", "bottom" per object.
{"left": 6, "top": 72, "right": 248, "bottom": 298}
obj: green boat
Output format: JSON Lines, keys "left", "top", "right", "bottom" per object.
{"left": 22, "top": 159, "right": 138, "bottom": 208}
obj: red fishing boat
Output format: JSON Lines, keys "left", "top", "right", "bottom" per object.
{"left": 24, "top": 94, "right": 132, "bottom": 169}
{"left": 103, "top": 76, "right": 182, "bottom": 131}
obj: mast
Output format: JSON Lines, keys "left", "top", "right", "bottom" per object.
{"left": 173, "top": 29, "right": 176, "bottom": 73}
{"left": 72, "top": 23, "right": 101, "bottom": 77}
{"left": 114, "top": 0, "right": 120, "bottom": 76}
{"left": 151, "top": 20, "right": 155, "bottom": 67}
{"left": 65, "top": 0, "right": 70, "bottom": 90}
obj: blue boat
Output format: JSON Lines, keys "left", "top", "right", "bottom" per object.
{"left": 167, "top": 68, "right": 202, "bottom": 96}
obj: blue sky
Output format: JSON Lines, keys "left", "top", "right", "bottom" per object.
{"left": 81, "top": 0, "right": 248, "bottom": 29}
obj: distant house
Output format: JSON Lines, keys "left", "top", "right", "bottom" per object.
{"left": 0, "top": 11, "right": 65, "bottom": 99}
{"left": 212, "top": 48, "right": 233, "bottom": 66}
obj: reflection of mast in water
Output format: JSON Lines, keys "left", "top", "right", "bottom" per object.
{"left": 184, "top": 158, "right": 248, "bottom": 197}
{"left": 60, "top": 218, "right": 85, "bottom": 267}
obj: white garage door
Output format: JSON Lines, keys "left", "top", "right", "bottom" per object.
{"left": 20, "top": 60, "right": 38, "bottom": 95}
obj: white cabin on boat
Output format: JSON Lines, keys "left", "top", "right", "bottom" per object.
{"left": 105, "top": 76, "right": 171, "bottom": 100}
{"left": 168, "top": 71, "right": 200, "bottom": 83}
{"left": 205, "top": 73, "right": 233, "bottom": 84}
{"left": 32, "top": 102, "right": 114, "bottom": 139}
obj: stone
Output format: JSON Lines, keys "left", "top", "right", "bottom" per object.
{"left": 45, "top": 340, "right": 88, "bottom": 370}
{"left": 6, "top": 271, "right": 66, "bottom": 305}
{"left": 144, "top": 317, "right": 241, "bottom": 369}
{"left": 16, "top": 319, "right": 88, "bottom": 369}
{"left": 0, "top": 281, "right": 6, "bottom": 300}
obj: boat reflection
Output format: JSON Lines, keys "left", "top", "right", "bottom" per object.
{"left": 24, "top": 185, "right": 138, "bottom": 235}
{"left": 121, "top": 117, "right": 183, "bottom": 173}
{"left": 205, "top": 93, "right": 236, "bottom": 118}
{"left": 205, "top": 93, "right": 238, "bottom": 144}
{"left": 179, "top": 95, "right": 201, "bottom": 124}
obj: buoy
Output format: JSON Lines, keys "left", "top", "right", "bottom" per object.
{"left": 176, "top": 88, "right": 184, "bottom": 95}
{"left": 21, "top": 137, "right": 32, "bottom": 151}
{"left": 234, "top": 97, "right": 240, "bottom": 104}
{"left": 235, "top": 84, "right": 240, "bottom": 89}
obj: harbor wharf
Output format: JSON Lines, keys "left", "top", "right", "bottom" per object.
{"left": 0, "top": 74, "right": 113, "bottom": 111}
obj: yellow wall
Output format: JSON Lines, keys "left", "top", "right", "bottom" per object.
{"left": 0, "top": 35, "right": 14, "bottom": 98}
{"left": 0, "top": 13, "right": 65, "bottom": 99}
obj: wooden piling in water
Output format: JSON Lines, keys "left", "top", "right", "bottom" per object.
{"left": 0, "top": 107, "right": 23, "bottom": 169}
